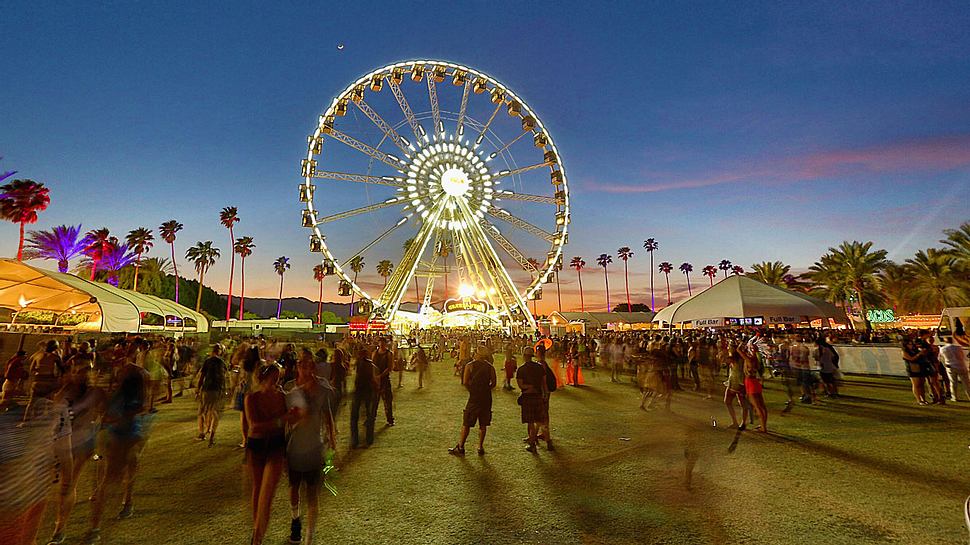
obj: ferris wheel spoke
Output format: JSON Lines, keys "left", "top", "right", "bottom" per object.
{"left": 474, "top": 102, "right": 504, "bottom": 148}
{"left": 490, "top": 161, "right": 554, "bottom": 182}
{"left": 480, "top": 219, "right": 539, "bottom": 273}
{"left": 327, "top": 128, "right": 407, "bottom": 171}
{"left": 487, "top": 206, "right": 556, "bottom": 242}
{"left": 387, "top": 78, "right": 425, "bottom": 142}
{"left": 354, "top": 100, "right": 413, "bottom": 154}
{"left": 456, "top": 80, "right": 471, "bottom": 136}
{"left": 427, "top": 78, "right": 443, "bottom": 138}
{"left": 375, "top": 201, "right": 447, "bottom": 318}
{"left": 494, "top": 190, "right": 559, "bottom": 205}
{"left": 341, "top": 216, "right": 409, "bottom": 266}
{"left": 313, "top": 170, "right": 406, "bottom": 188}
{"left": 487, "top": 129, "right": 529, "bottom": 160}
{"left": 315, "top": 198, "right": 406, "bottom": 225}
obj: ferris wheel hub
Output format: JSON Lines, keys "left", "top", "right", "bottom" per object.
{"left": 440, "top": 167, "right": 471, "bottom": 197}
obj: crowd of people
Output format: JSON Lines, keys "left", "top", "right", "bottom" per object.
{"left": 1, "top": 325, "right": 967, "bottom": 545}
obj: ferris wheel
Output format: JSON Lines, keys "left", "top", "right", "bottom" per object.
{"left": 299, "top": 60, "right": 570, "bottom": 330}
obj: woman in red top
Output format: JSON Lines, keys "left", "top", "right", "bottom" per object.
{"left": 738, "top": 343, "right": 768, "bottom": 433}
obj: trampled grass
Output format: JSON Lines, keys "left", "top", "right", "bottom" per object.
{"left": 36, "top": 359, "right": 970, "bottom": 544}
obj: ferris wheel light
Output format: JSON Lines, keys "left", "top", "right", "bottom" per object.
{"left": 458, "top": 284, "right": 476, "bottom": 298}
{"left": 396, "top": 217, "right": 408, "bottom": 226}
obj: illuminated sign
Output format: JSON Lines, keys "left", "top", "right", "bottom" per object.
{"left": 767, "top": 316, "right": 797, "bottom": 324}
{"left": 444, "top": 298, "right": 491, "bottom": 314}
{"left": 867, "top": 309, "right": 896, "bottom": 324}
{"left": 693, "top": 318, "right": 723, "bottom": 327}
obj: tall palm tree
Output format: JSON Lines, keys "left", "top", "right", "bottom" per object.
{"left": 125, "top": 227, "right": 154, "bottom": 292}
{"left": 570, "top": 257, "right": 586, "bottom": 312}
{"left": 659, "top": 262, "right": 674, "bottom": 305}
{"left": 679, "top": 262, "right": 693, "bottom": 296}
{"left": 219, "top": 206, "right": 240, "bottom": 320}
{"left": 807, "top": 241, "right": 888, "bottom": 330}
{"left": 313, "top": 263, "right": 327, "bottom": 323}
{"left": 617, "top": 247, "right": 634, "bottom": 313}
{"left": 23, "top": 224, "right": 92, "bottom": 272}
{"left": 904, "top": 248, "right": 969, "bottom": 312}
{"left": 185, "top": 241, "right": 220, "bottom": 313}
{"left": 83, "top": 228, "right": 112, "bottom": 281}
{"left": 596, "top": 253, "right": 613, "bottom": 312}
{"left": 941, "top": 222, "right": 970, "bottom": 269}
{"left": 377, "top": 259, "right": 394, "bottom": 287}
{"left": 0, "top": 179, "right": 50, "bottom": 261}
{"left": 642, "top": 238, "right": 658, "bottom": 311}
{"left": 348, "top": 256, "right": 365, "bottom": 315}
{"left": 273, "top": 256, "right": 291, "bottom": 318}
{"left": 702, "top": 265, "right": 718, "bottom": 286}
{"left": 748, "top": 261, "right": 791, "bottom": 286}
{"left": 527, "top": 258, "right": 542, "bottom": 315}
{"left": 234, "top": 236, "right": 255, "bottom": 319}
{"left": 731, "top": 265, "right": 744, "bottom": 276}
{"left": 159, "top": 220, "right": 183, "bottom": 304}
{"left": 878, "top": 262, "right": 915, "bottom": 314}
{"left": 718, "top": 259, "right": 732, "bottom": 278}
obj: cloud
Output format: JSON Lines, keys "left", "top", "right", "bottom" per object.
{"left": 585, "top": 135, "right": 970, "bottom": 194}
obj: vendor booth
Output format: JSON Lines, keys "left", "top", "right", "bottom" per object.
{"left": 549, "top": 311, "right": 656, "bottom": 335}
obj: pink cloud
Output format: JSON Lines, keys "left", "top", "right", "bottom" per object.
{"left": 586, "top": 135, "right": 970, "bottom": 194}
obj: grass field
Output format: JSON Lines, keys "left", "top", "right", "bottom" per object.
{"left": 36, "top": 359, "right": 970, "bottom": 545}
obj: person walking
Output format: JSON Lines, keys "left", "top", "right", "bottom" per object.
{"left": 535, "top": 344, "right": 557, "bottom": 451}
{"left": 815, "top": 336, "right": 840, "bottom": 398}
{"left": 448, "top": 347, "right": 497, "bottom": 456}
{"left": 285, "top": 356, "right": 336, "bottom": 545}
{"left": 722, "top": 344, "right": 749, "bottom": 429}
{"left": 515, "top": 347, "right": 547, "bottom": 453}
{"left": 411, "top": 345, "right": 429, "bottom": 389}
{"left": 349, "top": 348, "right": 378, "bottom": 449}
{"left": 197, "top": 344, "right": 228, "bottom": 447}
{"left": 941, "top": 336, "right": 970, "bottom": 401}
{"left": 372, "top": 338, "right": 394, "bottom": 426}
{"left": 738, "top": 343, "right": 768, "bottom": 433}
{"left": 502, "top": 349, "right": 517, "bottom": 391}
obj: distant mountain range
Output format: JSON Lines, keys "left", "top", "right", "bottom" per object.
{"left": 220, "top": 295, "right": 352, "bottom": 319}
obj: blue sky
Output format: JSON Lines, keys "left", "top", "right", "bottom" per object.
{"left": 2, "top": 1, "right": 968, "bottom": 311}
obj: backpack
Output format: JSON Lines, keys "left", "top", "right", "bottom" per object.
{"left": 544, "top": 364, "right": 558, "bottom": 393}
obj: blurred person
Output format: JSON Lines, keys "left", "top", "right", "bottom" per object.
{"left": 449, "top": 346, "right": 497, "bottom": 456}
{"left": 901, "top": 334, "right": 928, "bottom": 404}
{"left": 0, "top": 394, "right": 57, "bottom": 545}
{"left": 722, "top": 344, "right": 749, "bottom": 429}
{"left": 372, "top": 338, "right": 394, "bottom": 426}
{"left": 502, "top": 348, "right": 517, "bottom": 391}
{"left": 350, "top": 347, "right": 378, "bottom": 448}
{"left": 789, "top": 336, "right": 815, "bottom": 404}
{"left": 234, "top": 346, "right": 262, "bottom": 448}
{"left": 738, "top": 343, "right": 768, "bottom": 433}
{"left": 2, "top": 349, "right": 28, "bottom": 394}
{"left": 516, "top": 347, "right": 547, "bottom": 453}
{"left": 815, "top": 336, "right": 841, "bottom": 398}
{"left": 922, "top": 331, "right": 948, "bottom": 403}
{"left": 25, "top": 340, "right": 64, "bottom": 417}
{"left": 394, "top": 343, "right": 406, "bottom": 389}
{"left": 941, "top": 336, "right": 970, "bottom": 401}
{"left": 197, "top": 344, "right": 229, "bottom": 446}
{"left": 535, "top": 344, "right": 557, "bottom": 451}
{"left": 411, "top": 345, "right": 429, "bottom": 389}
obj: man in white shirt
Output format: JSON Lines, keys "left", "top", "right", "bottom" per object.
{"left": 940, "top": 336, "right": 969, "bottom": 401}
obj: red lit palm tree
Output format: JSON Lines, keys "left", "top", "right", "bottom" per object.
{"left": 234, "top": 236, "right": 254, "bottom": 319}
{"left": 702, "top": 265, "right": 718, "bottom": 286}
{"left": 313, "top": 263, "right": 327, "bottom": 323}
{"left": 731, "top": 265, "right": 744, "bottom": 276}
{"left": 617, "top": 246, "right": 634, "bottom": 312}
{"left": 642, "top": 238, "right": 658, "bottom": 311}
{"left": 125, "top": 227, "right": 154, "bottom": 292}
{"left": 597, "top": 253, "right": 613, "bottom": 311}
{"left": 0, "top": 179, "right": 50, "bottom": 261}
{"left": 273, "top": 256, "right": 291, "bottom": 319}
{"left": 159, "top": 220, "right": 183, "bottom": 304}
{"left": 659, "top": 261, "right": 674, "bottom": 305}
{"left": 718, "top": 259, "right": 733, "bottom": 278}
{"left": 679, "top": 262, "right": 693, "bottom": 296}
{"left": 570, "top": 257, "right": 586, "bottom": 312}
{"left": 24, "top": 225, "right": 92, "bottom": 273}
{"left": 83, "top": 228, "right": 112, "bottom": 281}
{"left": 219, "top": 206, "right": 240, "bottom": 320}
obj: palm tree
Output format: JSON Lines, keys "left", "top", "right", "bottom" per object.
{"left": 377, "top": 259, "right": 394, "bottom": 287}
{"left": 807, "top": 241, "right": 888, "bottom": 330}
{"left": 313, "top": 263, "right": 327, "bottom": 323}
{"left": 679, "top": 262, "right": 693, "bottom": 296}
{"left": 185, "top": 241, "right": 220, "bottom": 313}
{"left": 0, "top": 179, "right": 50, "bottom": 261}
{"left": 570, "top": 257, "right": 586, "bottom": 312}
{"left": 596, "top": 253, "right": 613, "bottom": 312}
{"left": 702, "top": 265, "right": 718, "bottom": 286}
{"left": 125, "top": 227, "right": 154, "bottom": 292}
{"left": 97, "top": 240, "right": 138, "bottom": 286}
{"left": 83, "top": 228, "right": 112, "bottom": 281}
{"left": 731, "top": 265, "right": 744, "bottom": 276}
{"left": 348, "top": 256, "right": 365, "bottom": 315}
{"left": 904, "top": 248, "right": 969, "bottom": 312}
{"left": 878, "top": 262, "right": 915, "bottom": 314}
{"left": 942, "top": 222, "right": 970, "bottom": 268}
{"left": 219, "top": 206, "right": 240, "bottom": 320}
{"left": 23, "top": 225, "right": 92, "bottom": 273}
{"left": 718, "top": 259, "right": 732, "bottom": 278}
{"left": 121, "top": 257, "right": 172, "bottom": 294}
{"left": 748, "top": 261, "right": 791, "bottom": 286}
{"left": 234, "top": 236, "right": 255, "bottom": 319}
{"left": 527, "top": 258, "right": 542, "bottom": 315}
{"left": 642, "top": 238, "right": 658, "bottom": 311}
{"left": 659, "top": 262, "right": 674, "bottom": 305}
{"left": 159, "top": 220, "right": 184, "bottom": 304}
{"left": 617, "top": 247, "right": 634, "bottom": 313}
{"left": 273, "top": 256, "right": 291, "bottom": 319}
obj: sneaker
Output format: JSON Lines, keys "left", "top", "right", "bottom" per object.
{"left": 196, "top": 433, "right": 205, "bottom": 441}
{"left": 525, "top": 443, "right": 538, "bottom": 453}
{"left": 289, "top": 517, "right": 302, "bottom": 544}
{"left": 448, "top": 445, "right": 465, "bottom": 456}
{"left": 477, "top": 447, "right": 485, "bottom": 456}
{"left": 117, "top": 503, "right": 133, "bottom": 519}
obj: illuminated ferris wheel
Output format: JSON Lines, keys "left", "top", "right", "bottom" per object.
{"left": 299, "top": 60, "right": 570, "bottom": 330}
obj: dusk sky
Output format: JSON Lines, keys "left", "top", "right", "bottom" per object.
{"left": 2, "top": 1, "right": 968, "bottom": 313}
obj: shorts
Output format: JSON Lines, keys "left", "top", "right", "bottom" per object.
{"left": 199, "top": 390, "right": 225, "bottom": 414}
{"left": 519, "top": 394, "right": 547, "bottom": 424}
{"left": 287, "top": 467, "right": 321, "bottom": 487}
{"left": 246, "top": 435, "right": 285, "bottom": 465}
{"left": 820, "top": 372, "right": 836, "bottom": 384}
{"left": 743, "top": 377, "right": 763, "bottom": 395}
{"left": 463, "top": 403, "right": 492, "bottom": 428}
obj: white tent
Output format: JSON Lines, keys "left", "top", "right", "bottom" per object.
{"left": 0, "top": 259, "right": 208, "bottom": 333}
{"left": 652, "top": 275, "right": 845, "bottom": 326}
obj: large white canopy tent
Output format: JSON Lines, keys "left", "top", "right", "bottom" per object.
{"left": 0, "top": 259, "right": 208, "bottom": 333}
{"left": 652, "top": 275, "right": 845, "bottom": 327}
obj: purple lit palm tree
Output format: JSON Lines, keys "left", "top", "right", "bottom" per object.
{"left": 24, "top": 225, "right": 92, "bottom": 273}
{"left": 642, "top": 238, "right": 658, "bottom": 311}
{"left": 597, "top": 253, "right": 613, "bottom": 311}
{"left": 718, "top": 259, "right": 732, "bottom": 278}
{"left": 659, "top": 261, "right": 673, "bottom": 305}
{"left": 97, "top": 240, "right": 138, "bottom": 286}
{"left": 679, "top": 262, "right": 693, "bottom": 296}
{"left": 0, "top": 179, "right": 50, "bottom": 261}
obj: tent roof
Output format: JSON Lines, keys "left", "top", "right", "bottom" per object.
{"left": 0, "top": 259, "right": 208, "bottom": 333}
{"left": 552, "top": 311, "right": 655, "bottom": 327}
{"left": 652, "top": 275, "right": 845, "bottom": 325}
